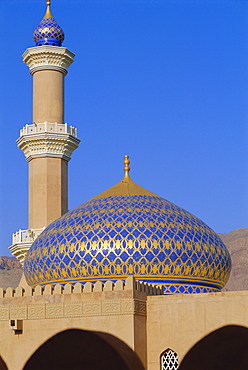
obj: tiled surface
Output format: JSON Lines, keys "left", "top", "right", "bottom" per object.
{"left": 24, "top": 195, "right": 231, "bottom": 292}
{"left": 33, "top": 16, "right": 64, "bottom": 46}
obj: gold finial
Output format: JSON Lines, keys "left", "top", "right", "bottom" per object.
{"left": 124, "top": 155, "right": 130, "bottom": 178}
{"left": 44, "top": 0, "right": 52, "bottom": 18}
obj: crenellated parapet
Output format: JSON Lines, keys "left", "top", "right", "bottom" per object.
{"left": 0, "top": 278, "right": 165, "bottom": 322}
{"left": 0, "top": 277, "right": 163, "bottom": 299}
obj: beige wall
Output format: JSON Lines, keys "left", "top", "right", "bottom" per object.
{"left": 0, "top": 288, "right": 147, "bottom": 370}
{"left": 29, "top": 157, "right": 68, "bottom": 229}
{"left": 33, "top": 70, "right": 64, "bottom": 124}
{"left": 134, "top": 314, "right": 147, "bottom": 366}
{"left": 147, "top": 290, "right": 248, "bottom": 370}
{"left": 1, "top": 288, "right": 248, "bottom": 370}
{"left": 0, "top": 315, "right": 135, "bottom": 370}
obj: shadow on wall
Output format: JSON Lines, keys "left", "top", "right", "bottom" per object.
{"left": 23, "top": 328, "right": 145, "bottom": 370}
{"left": 179, "top": 325, "right": 248, "bottom": 370}
{"left": 0, "top": 357, "right": 7, "bottom": 370}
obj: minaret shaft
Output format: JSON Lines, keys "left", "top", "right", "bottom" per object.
{"left": 18, "top": 44, "right": 78, "bottom": 231}
{"left": 33, "top": 70, "right": 64, "bottom": 123}
{"left": 28, "top": 157, "right": 68, "bottom": 229}
{"left": 10, "top": 2, "right": 80, "bottom": 265}
{"left": 30, "top": 67, "right": 67, "bottom": 229}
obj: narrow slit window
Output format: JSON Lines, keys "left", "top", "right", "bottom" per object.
{"left": 161, "top": 348, "right": 179, "bottom": 370}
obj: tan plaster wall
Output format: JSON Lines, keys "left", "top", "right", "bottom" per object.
{"left": 33, "top": 70, "right": 64, "bottom": 124}
{"left": 0, "top": 290, "right": 147, "bottom": 370}
{"left": 29, "top": 157, "right": 68, "bottom": 229}
{"left": 0, "top": 315, "right": 135, "bottom": 370}
{"left": 1, "top": 316, "right": 136, "bottom": 370}
{"left": 134, "top": 314, "right": 147, "bottom": 366}
{"left": 2, "top": 289, "right": 247, "bottom": 370}
{"left": 147, "top": 290, "right": 248, "bottom": 370}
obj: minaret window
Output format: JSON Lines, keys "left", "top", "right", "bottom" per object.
{"left": 161, "top": 349, "right": 179, "bottom": 370}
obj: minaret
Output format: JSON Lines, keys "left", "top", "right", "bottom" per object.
{"left": 10, "top": 1, "right": 80, "bottom": 264}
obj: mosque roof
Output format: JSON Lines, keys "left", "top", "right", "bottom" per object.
{"left": 33, "top": 1, "right": 65, "bottom": 46}
{"left": 92, "top": 155, "right": 159, "bottom": 199}
{"left": 24, "top": 156, "right": 231, "bottom": 294}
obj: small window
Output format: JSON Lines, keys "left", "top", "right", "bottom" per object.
{"left": 161, "top": 348, "right": 179, "bottom": 370}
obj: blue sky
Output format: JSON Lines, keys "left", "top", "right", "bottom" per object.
{"left": 0, "top": 0, "right": 247, "bottom": 257}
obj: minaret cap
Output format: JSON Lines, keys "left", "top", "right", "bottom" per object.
{"left": 33, "top": 0, "right": 65, "bottom": 46}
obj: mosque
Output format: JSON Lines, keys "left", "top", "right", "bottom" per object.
{"left": 1, "top": 2, "right": 248, "bottom": 370}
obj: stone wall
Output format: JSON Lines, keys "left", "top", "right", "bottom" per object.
{"left": 147, "top": 290, "right": 248, "bottom": 370}
{"left": 0, "top": 277, "right": 162, "bottom": 370}
{"left": 1, "top": 278, "right": 247, "bottom": 370}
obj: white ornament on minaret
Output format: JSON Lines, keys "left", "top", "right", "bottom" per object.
{"left": 22, "top": 46, "right": 75, "bottom": 75}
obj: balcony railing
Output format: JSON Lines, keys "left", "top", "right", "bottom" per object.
{"left": 12, "top": 228, "right": 45, "bottom": 244}
{"left": 20, "top": 122, "right": 78, "bottom": 137}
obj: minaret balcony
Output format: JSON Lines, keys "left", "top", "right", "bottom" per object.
{"left": 20, "top": 122, "right": 77, "bottom": 137}
{"left": 9, "top": 228, "right": 45, "bottom": 266}
{"left": 17, "top": 122, "right": 80, "bottom": 162}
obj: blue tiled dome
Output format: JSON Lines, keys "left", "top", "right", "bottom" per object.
{"left": 33, "top": 2, "right": 64, "bottom": 46}
{"left": 24, "top": 158, "right": 231, "bottom": 293}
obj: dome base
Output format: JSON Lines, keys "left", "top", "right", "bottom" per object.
{"left": 35, "top": 37, "right": 62, "bottom": 46}
{"left": 31, "top": 274, "right": 223, "bottom": 294}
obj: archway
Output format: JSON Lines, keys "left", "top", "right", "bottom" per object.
{"left": 179, "top": 325, "right": 248, "bottom": 370}
{"left": 23, "top": 328, "right": 145, "bottom": 370}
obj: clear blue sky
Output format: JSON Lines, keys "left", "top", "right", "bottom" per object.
{"left": 0, "top": 0, "right": 247, "bottom": 257}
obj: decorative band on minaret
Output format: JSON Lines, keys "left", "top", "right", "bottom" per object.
{"left": 10, "top": 1, "right": 80, "bottom": 265}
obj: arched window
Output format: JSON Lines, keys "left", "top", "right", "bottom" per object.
{"left": 161, "top": 348, "right": 179, "bottom": 370}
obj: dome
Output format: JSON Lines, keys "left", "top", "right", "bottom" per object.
{"left": 24, "top": 156, "right": 231, "bottom": 293}
{"left": 33, "top": 1, "right": 64, "bottom": 46}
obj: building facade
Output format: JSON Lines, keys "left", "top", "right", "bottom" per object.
{"left": 1, "top": 2, "right": 248, "bottom": 370}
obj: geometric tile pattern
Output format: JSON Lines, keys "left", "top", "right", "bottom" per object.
{"left": 33, "top": 16, "right": 64, "bottom": 46}
{"left": 161, "top": 349, "right": 179, "bottom": 370}
{"left": 24, "top": 195, "right": 231, "bottom": 292}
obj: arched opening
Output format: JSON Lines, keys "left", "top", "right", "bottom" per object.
{"left": 161, "top": 348, "right": 179, "bottom": 370}
{"left": 23, "top": 328, "right": 145, "bottom": 370}
{"left": 179, "top": 325, "right": 248, "bottom": 370}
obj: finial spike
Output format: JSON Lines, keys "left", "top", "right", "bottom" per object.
{"left": 124, "top": 155, "right": 130, "bottom": 178}
{"left": 44, "top": 1, "right": 52, "bottom": 18}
